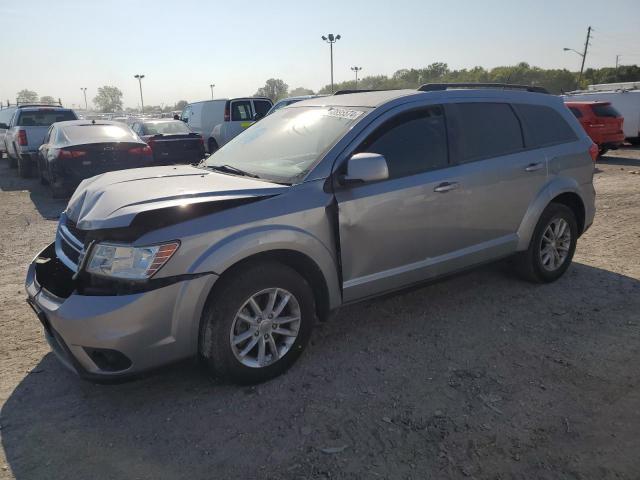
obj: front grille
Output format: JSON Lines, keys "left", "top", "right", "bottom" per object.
{"left": 57, "top": 217, "right": 86, "bottom": 272}
{"left": 65, "top": 219, "right": 87, "bottom": 243}
{"left": 60, "top": 238, "right": 81, "bottom": 264}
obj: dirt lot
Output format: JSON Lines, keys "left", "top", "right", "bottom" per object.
{"left": 1, "top": 149, "right": 639, "bottom": 480}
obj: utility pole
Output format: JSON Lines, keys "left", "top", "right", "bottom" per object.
{"left": 321, "top": 34, "right": 341, "bottom": 93}
{"left": 615, "top": 54, "right": 621, "bottom": 81}
{"left": 134, "top": 74, "right": 145, "bottom": 114}
{"left": 351, "top": 66, "right": 362, "bottom": 88}
{"left": 577, "top": 26, "right": 591, "bottom": 88}
{"left": 80, "top": 87, "right": 88, "bottom": 111}
{"left": 210, "top": 83, "right": 215, "bottom": 100}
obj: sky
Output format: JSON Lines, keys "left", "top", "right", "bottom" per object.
{"left": 1, "top": 0, "right": 638, "bottom": 109}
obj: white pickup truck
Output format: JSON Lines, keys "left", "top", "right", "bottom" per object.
{"left": 2, "top": 105, "right": 77, "bottom": 177}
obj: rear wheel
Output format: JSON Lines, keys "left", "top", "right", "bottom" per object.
{"left": 208, "top": 138, "right": 218, "bottom": 155}
{"left": 199, "top": 261, "right": 315, "bottom": 384}
{"left": 38, "top": 157, "right": 49, "bottom": 185}
{"left": 598, "top": 147, "right": 609, "bottom": 156}
{"left": 17, "top": 156, "right": 32, "bottom": 178}
{"left": 514, "top": 203, "right": 578, "bottom": 283}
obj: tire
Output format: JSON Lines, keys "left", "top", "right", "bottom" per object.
{"left": 38, "top": 157, "right": 49, "bottom": 185}
{"left": 208, "top": 138, "right": 218, "bottom": 155}
{"left": 17, "top": 156, "right": 32, "bottom": 178}
{"left": 8, "top": 154, "right": 17, "bottom": 168}
{"left": 199, "top": 261, "right": 315, "bottom": 384}
{"left": 628, "top": 137, "right": 640, "bottom": 146}
{"left": 514, "top": 203, "right": 578, "bottom": 283}
{"left": 598, "top": 147, "right": 609, "bottom": 156}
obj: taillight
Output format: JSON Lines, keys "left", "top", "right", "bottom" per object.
{"left": 57, "top": 149, "right": 87, "bottom": 159}
{"left": 589, "top": 143, "right": 598, "bottom": 162}
{"left": 224, "top": 103, "right": 230, "bottom": 122}
{"left": 18, "top": 130, "right": 28, "bottom": 146}
{"left": 128, "top": 145, "right": 152, "bottom": 156}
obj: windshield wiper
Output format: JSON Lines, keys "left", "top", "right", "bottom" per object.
{"left": 205, "top": 164, "right": 260, "bottom": 179}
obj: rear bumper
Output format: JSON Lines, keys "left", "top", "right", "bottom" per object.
{"left": 151, "top": 149, "right": 204, "bottom": 165}
{"left": 25, "top": 242, "right": 217, "bottom": 380}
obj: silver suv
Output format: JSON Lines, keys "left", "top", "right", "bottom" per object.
{"left": 25, "top": 85, "right": 596, "bottom": 384}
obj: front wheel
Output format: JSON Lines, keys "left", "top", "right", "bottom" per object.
{"left": 514, "top": 203, "right": 578, "bottom": 283}
{"left": 199, "top": 262, "right": 315, "bottom": 384}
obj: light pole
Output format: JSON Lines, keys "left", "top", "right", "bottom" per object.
{"left": 351, "top": 66, "right": 362, "bottom": 88}
{"left": 210, "top": 83, "right": 215, "bottom": 100}
{"left": 134, "top": 74, "right": 145, "bottom": 114}
{"left": 80, "top": 87, "right": 88, "bottom": 111}
{"left": 321, "top": 33, "right": 341, "bottom": 93}
{"left": 563, "top": 26, "right": 592, "bottom": 88}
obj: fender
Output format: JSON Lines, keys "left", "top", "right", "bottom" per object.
{"left": 516, "top": 175, "right": 585, "bottom": 251}
{"left": 211, "top": 123, "right": 223, "bottom": 147}
{"left": 189, "top": 224, "right": 342, "bottom": 310}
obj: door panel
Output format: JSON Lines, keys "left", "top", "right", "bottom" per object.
{"left": 225, "top": 100, "right": 253, "bottom": 143}
{"left": 336, "top": 167, "right": 468, "bottom": 301}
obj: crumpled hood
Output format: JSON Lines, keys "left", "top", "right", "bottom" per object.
{"left": 66, "top": 165, "right": 287, "bottom": 230}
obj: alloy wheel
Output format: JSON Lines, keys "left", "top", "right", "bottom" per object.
{"left": 229, "top": 288, "right": 301, "bottom": 368}
{"left": 539, "top": 217, "right": 571, "bottom": 272}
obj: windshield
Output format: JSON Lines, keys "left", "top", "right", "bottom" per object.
{"left": 143, "top": 121, "right": 191, "bottom": 135}
{"left": 205, "top": 106, "right": 368, "bottom": 183}
{"left": 17, "top": 109, "right": 76, "bottom": 127}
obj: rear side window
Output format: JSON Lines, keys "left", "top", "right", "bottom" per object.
{"left": 253, "top": 100, "right": 272, "bottom": 118}
{"left": 359, "top": 106, "right": 448, "bottom": 178}
{"left": 514, "top": 104, "right": 577, "bottom": 148}
{"left": 231, "top": 101, "right": 252, "bottom": 121}
{"left": 591, "top": 104, "right": 620, "bottom": 118}
{"left": 17, "top": 110, "right": 77, "bottom": 127}
{"left": 445, "top": 103, "right": 523, "bottom": 164}
{"left": 568, "top": 107, "right": 583, "bottom": 118}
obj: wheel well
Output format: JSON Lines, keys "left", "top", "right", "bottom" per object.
{"left": 551, "top": 192, "right": 585, "bottom": 234}
{"left": 208, "top": 137, "right": 218, "bottom": 149}
{"left": 214, "top": 250, "right": 331, "bottom": 322}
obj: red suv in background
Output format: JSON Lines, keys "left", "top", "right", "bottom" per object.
{"left": 565, "top": 101, "right": 625, "bottom": 156}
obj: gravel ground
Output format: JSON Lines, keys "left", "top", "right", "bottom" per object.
{"left": 1, "top": 149, "right": 639, "bottom": 480}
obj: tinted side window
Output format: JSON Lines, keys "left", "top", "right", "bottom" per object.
{"left": 358, "top": 106, "right": 448, "bottom": 179}
{"left": 445, "top": 103, "right": 523, "bottom": 164}
{"left": 231, "top": 101, "right": 252, "bottom": 121}
{"left": 513, "top": 103, "right": 577, "bottom": 148}
{"left": 253, "top": 100, "right": 271, "bottom": 118}
{"left": 568, "top": 107, "right": 583, "bottom": 118}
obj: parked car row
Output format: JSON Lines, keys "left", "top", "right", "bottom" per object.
{"left": 1, "top": 103, "right": 211, "bottom": 197}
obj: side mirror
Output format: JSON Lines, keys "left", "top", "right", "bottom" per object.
{"left": 340, "top": 152, "right": 389, "bottom": 185}
{"left": 0, "top": 123, "right": 8, "bottom": 130}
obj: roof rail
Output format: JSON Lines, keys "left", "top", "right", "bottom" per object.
{"left": 418, "top": 83, "right": 549, "bottom": 94}
{"left": 333, "top": 89, "right": 390, "bottom": 95}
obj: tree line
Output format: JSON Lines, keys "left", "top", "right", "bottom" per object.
{"left": 11, "top": 62, "right": 639, "bottom": 111}
{"left": 255, "top": 62, "right": 640, "bottom": 101}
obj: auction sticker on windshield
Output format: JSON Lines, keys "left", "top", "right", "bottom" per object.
{"left": 324, "top": 108, "right": 364, "bottom": 120}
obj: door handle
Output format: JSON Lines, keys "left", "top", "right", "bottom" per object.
{"left": 434, "top": 181, "right": 460, "bottom": 193}
{"left": 525, "top": 162, "right": 544, "bottom": 172}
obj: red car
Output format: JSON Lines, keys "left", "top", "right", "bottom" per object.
{"left": 565, "top": 101, "right": 625, "bottom": 155}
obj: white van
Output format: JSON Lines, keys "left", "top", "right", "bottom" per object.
{"left": 563, "top": 89, "right": 640, "bottom": 143}
{"left": 181, "top": 97, "right": 273, "bottom": 153}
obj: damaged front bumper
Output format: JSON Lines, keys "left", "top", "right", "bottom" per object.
{"left": 25, "top": 242, "right": 217, "bottom": 380}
